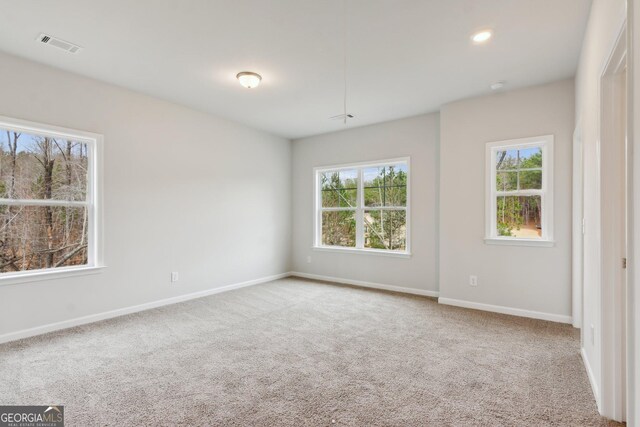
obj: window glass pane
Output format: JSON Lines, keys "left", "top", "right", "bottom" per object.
{"left": 496, "top": 150, "right": 518, "bottom": 170}
{"left": 519, "top": 170, "right": 542, "bottom": 190}
{"left": 496, "top": 195, "right": 542, "bottom": 238}
{"left": 519, "top": 147, "right": 542, "bottom": 168}
{"left": 385, "top": 164, "right": 408, "bottom": 186}
{"left": 0, "top": 205, "right": 88, "bottom": 272}
{"left": 321, "top": 170, "right": 357, "bottom": 190}
{"left": 339, "top": 170, "right": 358, "bottom": 188}
{"left": 0, "top": 130, "right": 88, "bottom": 201}
{"left": 363, "top": 166, "right": 383, "bottom": 187}
{"left": 321, "top": 189, "right": 339, "bottom": 207}
{"left": 322, "top": 189, "right": 357, "bottom": 208}
{"left": 320, "top": 172, "right": 337, "bottom": 191}
{"left": 322, "top": 211, "right": 356, "bottom": 247}
{"left": 496, "top": 171, "right": 517, "bottom": 191}
{"left": 363, "top": 186, "right": 407, "bottom": 207}
{"left": 364, "top": 187, "right": 382, "bottom": 207}
{"left": 321, "top": 170, "right": 357, "bottom": 208}
{"left": 364, "top": 209, "right": 406, "bottom": 251}
{"left": 363, "top": 164, "right": 407, "bottom": 207}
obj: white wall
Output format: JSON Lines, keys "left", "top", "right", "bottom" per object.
{"left": 439, "top": 79, "right": 575, "bottom": 321}
{"left": 0, "top": 52, "right": 291, "bottom": 339}
{"left": 290, "top": 114, "right": 439, "bottom": 293}
{"left": 574, "top": 0, "right": 627, "bottom": 410}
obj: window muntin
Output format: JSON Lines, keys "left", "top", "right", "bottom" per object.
{"left": 486, "top": 136, "right": 553, "bottom": 243}
{"left": 0, "top": 117, "right": 101, "bottom": 277}
{"left": 315, "top": 159, "right": 409, "bottom": 254}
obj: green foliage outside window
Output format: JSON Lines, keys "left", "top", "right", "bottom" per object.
{"left": 497, "top": 196, "right": 541, "bottom": 237}
{"left": 363, "top": 165, "right": 407, "bottom": 250}
{"left": 363, "top": 165, "right": 407, "bottom": 207}
{"left": 495, "top": 148, "right": 542, "bottom": 237}
{"left": 319, "top": 163, "right": 408, "bottom": 251}
{"left": 365, "top": 210, "right": 406, "bottom": 250}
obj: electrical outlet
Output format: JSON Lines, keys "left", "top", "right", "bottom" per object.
{"left": 306, "top": 256, "right": 312, "bottom": 264}
{"left": 171, "top": 272, "right": 179, "bottom": 283}
{"left": 469, "top": 275, "right": 478, "bottom": 287}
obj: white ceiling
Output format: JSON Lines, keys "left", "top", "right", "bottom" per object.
{"left": 0, "top": 0, "right": 592, "bottom": 139}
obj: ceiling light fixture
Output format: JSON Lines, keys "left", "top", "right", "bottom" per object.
{"left": 329, "top": 0, "right": 353, "bottom": 124}
{"left": 236, "top": 71, "right": 261, "bottom": 89}
{"left": 471, "top": 30, "right": 493, "bottom": 44}
{"left": 490, "top": 81, "right": 506, "bottom": 91}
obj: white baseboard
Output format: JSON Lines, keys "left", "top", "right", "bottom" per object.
{"left": 292, "top": 273, "right": 574, "bottom": 325}
{"left": 581, "top": 347, "right": 601, "bottom": 411}
{"left": 438, "top": 297, "right": 573, "bottom": 324}
{"left": 1, "top": 272, "right": 574, "bottom": 344}
{"left": 290, "top": 271, "right": 439, "bottom": 298}
{"left": 0, "top": 272, "right": 290, "bottom": 345}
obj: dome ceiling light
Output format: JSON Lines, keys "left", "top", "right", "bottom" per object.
{"left": 471, "top": 30, "right": 493, "bottom": 44}
{"left": 236, "top": 71, "right": 262, "bottom": 89}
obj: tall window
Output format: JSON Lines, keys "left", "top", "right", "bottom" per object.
{"left": 315, "top": 158, "right": 410, "bottom": 255}
{"left": 485, "top": 135, "right": 553, "bottom": 245}
{"left": 0, "top": 116, "right": 101, "bottom": 278}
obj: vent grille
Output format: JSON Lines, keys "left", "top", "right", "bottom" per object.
{"left": 37, "top": 33, "right": 82, "bottom": 53}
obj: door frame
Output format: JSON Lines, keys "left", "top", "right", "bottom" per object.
{"left": 572, "top": 120, "right": 584, "bottom": 330}
{"left": 628, "top": 0, "right": 639, "bottom": 424}
{"left": 599, "top": 20, "right": 628, "bottom": 422}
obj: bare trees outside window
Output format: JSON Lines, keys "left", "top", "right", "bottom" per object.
{"left": 0, "top": 121, "right": 97, "bottom": 275}
{"left": 316, "top": 159, "right": 409, "bottom": 254}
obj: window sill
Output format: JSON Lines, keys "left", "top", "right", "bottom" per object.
{"left": 0, "top": 265, "right": 106, "bottom": 287}
{"left": 313, "top": 246, "right": 412, "bottom": 258}
{"left": 484, "top": 238, "right": 555, "bottom": 247}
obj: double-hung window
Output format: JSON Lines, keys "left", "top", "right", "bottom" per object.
{"left": 0, "top": 116, "right": 102, "bottom": 280}
{"left": 485, "top": 135, "right": 553, "bottom": 246}
{"left": 314, "top": 158, "right": 410, "bottom": 256}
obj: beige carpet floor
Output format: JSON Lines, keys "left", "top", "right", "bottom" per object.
{"left": 0, "top": 278, "right": 621, "bottom": 426}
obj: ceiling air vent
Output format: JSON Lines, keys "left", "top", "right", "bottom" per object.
{"left": 37, "top": 33, "right": 82, "bottom": 53}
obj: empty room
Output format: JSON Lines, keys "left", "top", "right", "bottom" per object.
{"left": 0, "top": 0, "right": 638, "bottom": 425}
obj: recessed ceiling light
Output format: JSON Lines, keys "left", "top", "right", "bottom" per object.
{"left": 471, "top": 30, "right": 493, "bottom": 44}
{"left": 490, "top": 81, "right": 506, "bottom": 91}
{"left": 236, "top": 71, "right": 262, "bottom": 89}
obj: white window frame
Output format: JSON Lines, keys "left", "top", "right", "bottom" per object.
{"left": 0, "top": 116, "right": 104, "bottom": 285}
{"left": 485, "top": 135, "right": 554, "bottom": 247}
{"left": 313, "top": 157, "right": 411, "bottom": 258}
